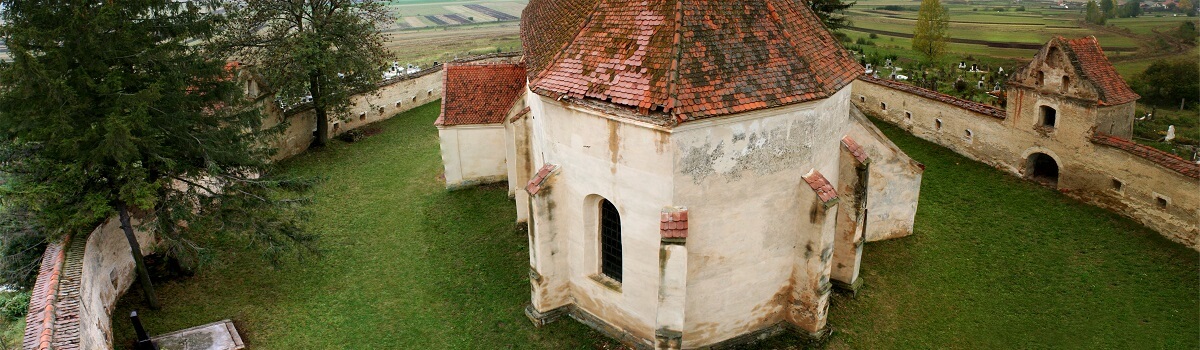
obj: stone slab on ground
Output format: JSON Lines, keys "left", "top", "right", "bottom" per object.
{"left": 151, "top": 320, "right": 244, "bottom": 350}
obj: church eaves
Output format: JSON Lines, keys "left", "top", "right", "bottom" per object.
{"left": 522, "top": 0, "right": 861, "bottom": 124}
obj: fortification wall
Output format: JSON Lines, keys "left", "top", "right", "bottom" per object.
{"left": 272, "top": 52, "right": 522, "bottom": 159}
{"left": 853, "top": 78, "right": 1199, "bottom": 249}
{"left": 22, "top": 217, "right": 155, "bottom": 350}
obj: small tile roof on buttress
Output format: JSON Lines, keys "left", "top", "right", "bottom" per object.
{"left": 1059, "top": 37, "right": 1140, "bottom": 106}
{"left": 521, "top": 0, "right": 861, "bottom": 124}
{"left": 660, "top": 207, "right": 689, "bottom": 239}
{"left": 436, "top": 63, "right": 527, "bottom": 126}
{"left": 803, "top": 170, "right": 839, "bottom": 206}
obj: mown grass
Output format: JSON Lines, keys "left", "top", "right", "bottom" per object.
{"left": 111, "top": 102, "right": 1198, "bottom": 349}
{"left": 826, "top": 118, "right": 1199, "bottom": 349}
{"left": 112, "top": 102, "right": 610, "bottom": 349}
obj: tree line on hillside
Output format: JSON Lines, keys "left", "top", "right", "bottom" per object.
{"left": 0, "top": 0, "right": 393, "bottom": 310}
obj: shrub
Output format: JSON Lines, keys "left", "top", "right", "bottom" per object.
{"left": 855, "top": 37, "right": 876, "bottom": 46}
{"left": 869, "top": 33, "right": 879, "bottom": 39}
{"left": 1016, "top": 6, "right": 1026, "bottom": 11}
{"left": 1, "top": 292, "right": 30, "bottom": 321}
{"left": 336, "top": 128, "right": 367, "bottom": 143}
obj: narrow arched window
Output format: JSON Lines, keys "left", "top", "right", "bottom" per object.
{"left": 599, "top": 199, "right": 622, "bottom": 282}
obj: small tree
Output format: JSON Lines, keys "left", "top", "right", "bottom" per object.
{"left": 1086, "top": 1, "right": 1107, "bottom": 25}
{"left": 912, "top": 0, "right": 950, "bottom": 63}
{"left": 1122, "top": 0, "right": 1143, "bottom": 17}
{"left": 808, "top": 0, "right": 857, "bottom": 31}
{"left": 219, "top": 0, "right": 394, "bottom": 148}
{"left": 1101, "top": 0, "right": 1117, "bottom": 18}
{"left": 1132, "top": 59, "right": 1199, "bottom": 108}
{"left": 0, "top": 0, "right": 317, "bottom": 308}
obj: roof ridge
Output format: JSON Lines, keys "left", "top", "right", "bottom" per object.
{"left": 666, "top": 0, "right": 685, "bottom": 123}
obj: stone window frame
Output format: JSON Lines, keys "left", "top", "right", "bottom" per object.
{"left": 583, "top": 195, "right": 623, "bottom": 292}
{"left": 935, "top": 118, "right": 943, "bottom": 132}
{"left": 1039, "top": 105, "right": 1058, "bottom": 128}
{"left": 1154, "top": 193, "right": 1170, "bottom": 209}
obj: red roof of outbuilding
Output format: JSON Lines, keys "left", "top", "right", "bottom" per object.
{"left": 522, "top": 0, "right": 861, "bottom": 124}
{"left": 436, "top": 63, "right": 527, "bottom": 126}
{"left": 1061, "top": 37, "right": 1140, "bottom": 106}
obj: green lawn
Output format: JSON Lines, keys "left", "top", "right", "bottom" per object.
{"left": 112, "top": 102, "right": 1198, "bottom": 349}
{"left": 826, "top": 118, "right": 1199, "bottom": 349}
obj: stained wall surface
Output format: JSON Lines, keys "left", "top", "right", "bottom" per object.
{"left": 438, "top": 124, "right": 509, "bottom": 188}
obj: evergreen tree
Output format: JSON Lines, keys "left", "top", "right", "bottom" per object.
{"left": 0, "top": 0, "right": 317, "bottom": 307}
{"left": 912, "top": 0, "right": 949, "bottom": 63}
{"left": 808, "top": 0, "right": 857, "bottom": 31}
{"left": 218, "top": 0, "right": 393, "bottom": 148}
{"left": 1086, "top": 0, "right": 1107, "bottom": 24}
{"left": 1100, "top": 0, "right": 1117, "bottom": 18}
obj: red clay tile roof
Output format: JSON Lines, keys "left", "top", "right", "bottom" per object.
{"left": 803, "top": 169, "right": 839, "bottom": 207}
{"left": 841, "top": 136, "right": 870, "bottom": 164}
{"left": 509, "top": 107, "right": 532, "bottom": 123}
{"left": 521, "top": 0, "right": 601, "bottom": 78}
{"left": 1060, "top": 37, "right": 1140, "bottom": 106}
{"left": 23, "top": 240, "right": 66, "bottom": 350}
{"left": 526, "top": 164, "right": 559, "bottom": 195}
{"left": 436, "top": 63, "right": 527, "bottom": 126}
{"left": 660, "top": 207, "right": 689, "bottom": 240}
{"left": 523, "top": 0, "right": 861, "bottom": 124}
{"left": 859, "top": 76, "right": 1007, "bottom": 120}
{"left": 1092, "top": 133, "right": 1199, "bottom": 179}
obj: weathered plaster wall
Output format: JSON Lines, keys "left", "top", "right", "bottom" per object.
{"left": 854, "top": 78, "right": 1198, "bottom": 248}
{"left": 845, "top": 107, "right": 925, "bottom": 242}
{"left": 23, "top": 217, "right": 156, "bottom": 350}
{"left": 437, "top": 124, "right": 509, "bottom": 188}
{"left": 271, "top": 70, "right": 444, "bottom": 159}
{"left": 670, "top": 87, "right": 851, "bottom": 347}
{"left": 523, "top": 93, "right": 677, "bottom": 348}
{"left": 76, "top": 218, "right": 155, "bottom": 349}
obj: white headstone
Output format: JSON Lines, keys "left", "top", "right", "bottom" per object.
{"left": 1166, "top": 125, "right": 1176, "bottom": 142}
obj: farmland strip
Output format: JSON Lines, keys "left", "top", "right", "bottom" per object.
{"left": 464, "top": 4, "right": 518, "bottom": 21}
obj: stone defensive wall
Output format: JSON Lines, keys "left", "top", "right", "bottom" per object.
{"left": 271, "top": 52, "right": 523, "bottom": 159}
{"left": 22, "top": 52, "right": 522, "bottom": 350}
{"left": 853, "top": 76, "right": 1199, "bottom": 249}
{"left": 22, "top": 218, "right": 154, "bottom": 350}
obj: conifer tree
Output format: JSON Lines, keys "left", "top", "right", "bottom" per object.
{"left": 808, "top": 0, "right": 857, "bottom": 31}
{"left": 0, "top": 0, "right": 317, "bottom": 308}
{"left": 217, "top": 0, "right": 393, "bottom": 148}
{"left": 912, "top": 0, "right": 950, "bottom": 63}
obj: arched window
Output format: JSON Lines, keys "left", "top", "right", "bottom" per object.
{"left": 599, "top": 199, "right": 622, "bottom": 282}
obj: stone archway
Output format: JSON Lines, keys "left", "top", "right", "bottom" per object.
{"left": 1025, "top": 152, "right": 1059, "bottom": 186}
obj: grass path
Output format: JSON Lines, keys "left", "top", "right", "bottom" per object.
{"left": 113, "top": 102, "right": 1198, "bottom": 349}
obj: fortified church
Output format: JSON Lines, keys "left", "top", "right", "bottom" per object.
{"left": 436, "top": 0, "right": 925, "bottom": 348}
